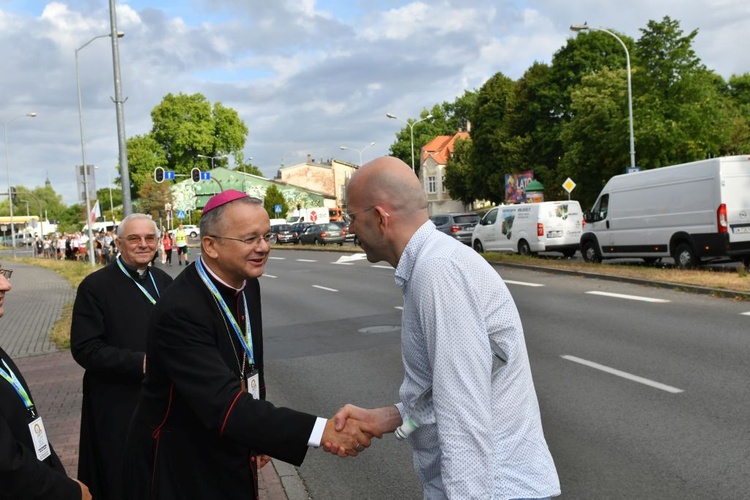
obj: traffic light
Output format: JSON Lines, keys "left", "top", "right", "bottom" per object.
{"left": 191, "top": 168, "right": 201, "bottom": 183}
{"left": 154, "top": 167, "right": 165, "bottom": 183}
{"left": 9, "top": 187, "right": 16, "bottom": 203}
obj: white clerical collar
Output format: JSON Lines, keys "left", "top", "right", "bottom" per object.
{"left": 199, "top": 257, "right": 247, "bottom": 293}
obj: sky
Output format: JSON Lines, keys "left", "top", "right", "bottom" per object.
{"left": 1, "top": 0, "right": 749, "bottom": 205}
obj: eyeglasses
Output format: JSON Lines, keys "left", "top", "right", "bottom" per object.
{"left": 209, "top": 234, "right": 273, "bottom": 247}
{"left": 123, "top": 235, "right": 158, "bottom": 245}
{"left": 0, "top": 269, "right": 13, "bottom": 279}
{"left": 347, "top": 206, "right": 390, "bottom": 223}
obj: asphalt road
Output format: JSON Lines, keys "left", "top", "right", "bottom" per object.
{"left": 155, "top": 248, "right": 750, "bottom": 499}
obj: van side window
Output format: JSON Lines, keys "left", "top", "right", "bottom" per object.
{"left": 483, "top": 208, "right": 498, "bottom": 225}
{"left": 592, "top": 195, "right": 609, "bottom": 221}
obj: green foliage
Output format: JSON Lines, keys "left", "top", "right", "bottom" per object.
{"left": 138, "top": 177, "right": 173, "bottom": 223}
{"left": 262, "top": 184, "right": 289, "bottom": 218}
{"left": 235, "top": 162, "right": 264, "bottom": 176}
{"left": 125, "top": 133, "right": 168, "bottom": 199}
{"left": 443, "top": 137, "right": 476, "bottom": 205}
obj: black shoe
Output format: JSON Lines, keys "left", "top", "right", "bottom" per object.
{"left": 178, "top": 261, "right": 181, "bottom": 266}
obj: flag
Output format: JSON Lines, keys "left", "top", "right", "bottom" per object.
{"left": 90, "top": 200, "right": 101, "bottom": 223}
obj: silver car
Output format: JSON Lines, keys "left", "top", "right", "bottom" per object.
{"left": 430, "top": 212, "right": 480, "bottom": 245}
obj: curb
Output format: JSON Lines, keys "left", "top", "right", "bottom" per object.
{"left": 490, "top": 261, "right": 750, "bottom": 301}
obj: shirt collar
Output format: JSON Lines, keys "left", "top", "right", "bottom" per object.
{"left": 118, "top": 255, "right": 149, "bottom": 279}
{"left": 199, "top": 257, "right": 247, "bottom": 295}
{"left": 394, "top": 220, "right": 435, "bottom": 288}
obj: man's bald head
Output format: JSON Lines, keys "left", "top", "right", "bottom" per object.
{"left": 348, "top": 156, "right": 427, "bottom": 219}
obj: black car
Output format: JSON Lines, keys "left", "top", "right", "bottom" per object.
{"left": 430, "top": 212, "right": 480, "bottom": 245}
{"left": 270, "top": 224, "right": 296, "bottom": 245}
{"left": 290, "top": 222, "right": 314, "bottom": 244}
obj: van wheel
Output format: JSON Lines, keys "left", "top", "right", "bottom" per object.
{"left": 674, "top": 243, "right": 697, "bottom": 269}
{"left": 473, "top": 240, "right": 484, "bottom": 253}
{"left": 518, "top": 240, "right": 532, "bottom": 256}
{"left": 581, "top": 241, "right": 602, "bottom": 263}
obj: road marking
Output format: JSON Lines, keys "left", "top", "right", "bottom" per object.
{"left": 269, "top": 256, "right": 285, "bottom": 260}
{"left": 741, "top": 312, "right": 750, "bottom": 317}
{"left": 331, "top": 262, "right": 354, "bottom": 265}
{"left": 371, "top": 265, "right": 393, "bottom": 270}
{"left": 561, "top": 355, "right": 684, "bottom": 394}
{"left": 312, "top": 285, "right": 338, "bottom": 292}
{"left": 262, "top": 274, "right": 277, "bottom": 279}
{"left": 335, "top": 254, "right": 369, "bottom": 264}
{"left": 504, "top": 280, "right": 545, "bottom": 287}
{"left": 585, "top": 291, "right": 670, "bottom": 303}
{"left": 296, "top": 259, "right": 317, "bottom": 262}
{"left": 395, "top": 306, "right": 403, "bottom": 311}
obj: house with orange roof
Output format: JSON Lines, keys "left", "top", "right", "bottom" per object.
{"left": 419, "top": 131, "right": 475, "bottom": 214}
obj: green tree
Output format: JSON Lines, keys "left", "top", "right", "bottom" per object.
{"left": 138, "top": 177, "right": 173, "bottom": 225}
{"left": 262, "top": 184, "right": 288, "bottom": 218}
{"left": 125, "top": 133, "right": 168, "bottom": 199}
{"left": 443, "top": 136, "right": 476, "bottom": 205}
{"left": 235, "top": 162, "right": 264, "bottom": 177}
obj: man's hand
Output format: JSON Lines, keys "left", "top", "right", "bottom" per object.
{"left": 74, "top": 479, "right": 92, "bottom": 500}
{"left": 324, "top": 404, "right": 400, "bottom": 456}
{"left": 321, "top": 416, "right": 378, "bottom": 457}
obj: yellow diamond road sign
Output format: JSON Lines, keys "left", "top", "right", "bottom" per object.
{"left": 562, "top": 177, "right": 576, "bottom": 193}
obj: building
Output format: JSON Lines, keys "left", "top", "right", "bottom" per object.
{"left": 275, "top": 155, "right": 357, "bottom": 208}
{"left": 419, "top": 131, "right": 472, "bottom": 214}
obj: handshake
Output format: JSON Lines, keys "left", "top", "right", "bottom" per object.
{"left": 321, "top": 404, "right": 403, "bottom": 457}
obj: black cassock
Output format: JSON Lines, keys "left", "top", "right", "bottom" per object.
{"left": 124, "top": 262, "right": 317, "bottom": 500}
{"left": 71, "top": 258, "right": 173, "bottom": 500}
{"left": 0, "top": 347, "right": 80, "bottom": 499}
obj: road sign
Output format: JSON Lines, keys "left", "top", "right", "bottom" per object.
{"left": 562, "top": 177, "right": 576, "bottom": 193}
{"left": 200, "top": 172, "right": 211, "bottom": 181}
{"left": 177, "top": 210, "right": 186, "bottom": 220}
{"left": 165, "top": 171, "right": 175, "bottom": 180}
{"left": 274, "top": 204, "right": 282, "bottom": 214}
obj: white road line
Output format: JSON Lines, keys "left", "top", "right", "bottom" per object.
{"left": 312, "top": 285, "right": 338, "bottom": 292}
{"left": 394, "top": 306, "right": 403, "bottom": 311}
{"left": 561, "top": 355, "right": 684, "bottom": 394}
{"left": 371, "top": 265, "right": 393, "bottom": 270}
{"left": 262, "top": 274, "right": 277, "bottom": 279}
{"left": 331, "top": 262, "right": 354, "bottom": 265}
{"left": 268, "top": 256, "right": 285, "bottom": 260}
{"left": 585, "top": 291, "right": 670, "bottom": 303}
{"left": 504, "top": 280, "right": 545, "bottom": 287}
{"left": 296, "top": 259, "right": 317, "bottom": 262}
{"left": 741, "top": 312, "right": 750, "bottom": 317}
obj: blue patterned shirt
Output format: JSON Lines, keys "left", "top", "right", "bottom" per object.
{"left": 394, "top": 221, "right": 560, "bottom": 499}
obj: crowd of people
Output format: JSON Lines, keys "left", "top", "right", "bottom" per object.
{"left": 2, "top": 158, "right": 561, "bottom": 500}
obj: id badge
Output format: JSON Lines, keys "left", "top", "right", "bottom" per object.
{"left": 247, "top": 369, "right": 260, "bottom": 399}
{"left": 28, "top": 416, "right": 51, "bottom": 461}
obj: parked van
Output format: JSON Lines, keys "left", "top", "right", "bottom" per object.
{"left": 580, "top": 156, "right": 750, "bottom": 268}
{"left": 286, "top": 207, "right": 330, "bottom": 225}
{"left": 472, "top": 201, "right": 583, "bottom": 256}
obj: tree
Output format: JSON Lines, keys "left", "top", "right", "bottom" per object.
{"left": 138, "top": 177, "right": 172, "bottom": 226}
{"left": 262, "top": 184, "right": 288, "bottom": 218}
{"left": 443, "top": 137, "right": 476, "bottom": 205}
{"left": 125, "top": 133, "right": 167, "bottom": 199}
{"left": 235, "top": 162, "right": 264, "bottom": 177}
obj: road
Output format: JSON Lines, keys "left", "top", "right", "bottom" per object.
{"left": 155, "top": 247, "right": 750, "bottom": 499}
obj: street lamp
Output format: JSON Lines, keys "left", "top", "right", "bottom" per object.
{"left": 196, "top": 154, "right": 228, "bottom": 170}
{"left": 76, "top": 31, "right": 124, "bottom": 266}
{"left": 570, "top": 23, "right": 636, "bottom": 169}
{"left": 339, "top": 142, "right": 375, "bottom": 166}
{"left": 3, "top": 112, "right": 37, "bottom": 259}
{"left": 386, "top": 113, "right": 433, "bottom": 173}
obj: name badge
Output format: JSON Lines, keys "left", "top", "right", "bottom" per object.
{"left": 28, "top": 416, "right": 51, "bottom": 462}
{"left": 247, "top": 369, "right": 260, "bottom": 400}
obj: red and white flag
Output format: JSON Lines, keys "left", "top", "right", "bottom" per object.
{"left": 90, "top": 200, "right": 101, "bottom": 223}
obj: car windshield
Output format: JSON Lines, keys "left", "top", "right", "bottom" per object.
{"left": 275, "top": 225, "right": 292, "bottom": 231}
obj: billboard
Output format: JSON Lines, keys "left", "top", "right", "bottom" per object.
{"left": 504, "top": 170, "right": 534, "bottom": 204}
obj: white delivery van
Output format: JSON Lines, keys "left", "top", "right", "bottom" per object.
{"left": 472, "top": 201, "right": 583, "bottom": 257}
{"left": 286, "top": 207, "right": 330, "bottom": 225}
{"left": 580, "top": 155, "right": 750, "bottom": 268}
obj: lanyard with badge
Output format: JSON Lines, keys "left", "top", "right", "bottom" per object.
{"left": 0, "top": 359, "right": 51, "bottom": 461}
{"left": 196, "top": 258, "right": 260, "bottom": 399}
{"left": 116, "top": 256, "right": 160, "bottom": 304}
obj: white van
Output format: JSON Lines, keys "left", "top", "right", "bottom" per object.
{"left": 581, "top": 155, "right": 750, "bottom": 268}
{"left": 472, "top": 201, "right": 583, "bottom": 257}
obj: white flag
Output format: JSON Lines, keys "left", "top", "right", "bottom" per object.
{"left": 90, "top": 200, "right": 101, "bottom": 223}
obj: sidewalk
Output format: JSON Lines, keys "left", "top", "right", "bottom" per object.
{"left": 2, "top": 261, "right": 305, "bottom": 499}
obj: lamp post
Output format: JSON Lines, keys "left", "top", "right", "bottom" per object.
{"left": 570, "top": 23, "right": 635, "bottom": 169}
{"left": 339, "top": 142, "right": 375, "bottom": 167}
{"left": 386, "top": 113, "right": 433, "bottom": 173}
{"left": 197, "top": 154, "right": 228, "bottom": 170}
{"left": 3, "top": 113, "right": 37, "bottom": 259}
{"left": 77, "top": 32, "right": 123, "bottom": 266}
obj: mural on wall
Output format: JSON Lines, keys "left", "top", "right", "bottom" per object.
{"left": 171, "top": 182, "right": 198, "bottom": 213}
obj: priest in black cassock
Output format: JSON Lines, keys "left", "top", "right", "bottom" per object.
{"left": 71, "top": 214, "right": 173, "bottom": 500}
{"left": 0, "top": 263, "right": 92, "bottom": 499}
{"left": 123, "top": 191, "right": 377, "bottom": 500}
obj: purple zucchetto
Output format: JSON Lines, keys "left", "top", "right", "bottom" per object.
{"left": 202, "top": 189, "right": 250, "bottom": 216}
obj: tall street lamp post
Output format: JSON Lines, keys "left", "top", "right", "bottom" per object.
{"left": 339, "top": 142, "right": 375, "bottom": 167}
{"left": 570, "top": 23, "right": 636, "bottom": 169}
{"left": 109, "top": 0, "right": 132, "bottom": 216}
{"left": 386, "top": 113, "right": 433, "bottom": 173}
{"left": 197, "top": 154, "right": 228, "bottom": 170}
{"left": 3, "top": 112, "right": 37, "bottom": 259}
{"left": 76, "top": 32, "right": 123, "bottom": 266}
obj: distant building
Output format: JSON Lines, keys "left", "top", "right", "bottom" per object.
{"left": 419, "top": 131, "right": 473, "bottom": 214}
{"left": 275, "top": 154, "right": 357, "bottom": 208}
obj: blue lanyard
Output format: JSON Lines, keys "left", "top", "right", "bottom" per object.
{"left": 0, "top": 359, "right": 35, "bottom": 416}
{"left": 116, "top": 257, "right": 160, "bottom": 304}
{"left": 196, "top": 258, "right": 255, "bottom": 365}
